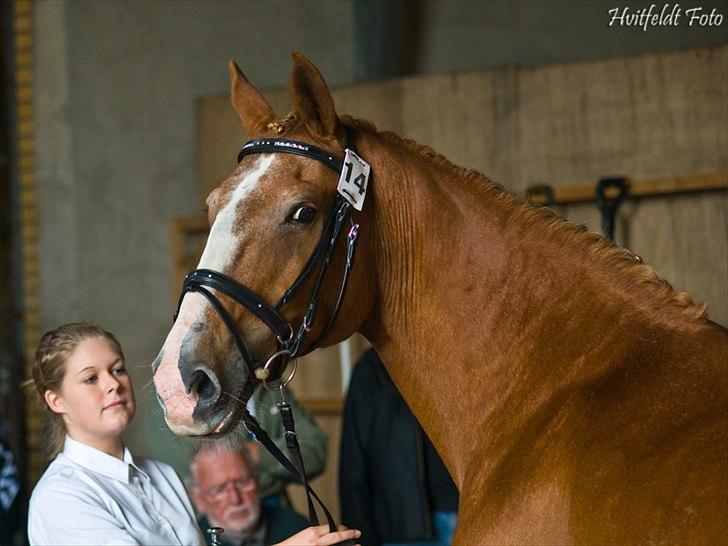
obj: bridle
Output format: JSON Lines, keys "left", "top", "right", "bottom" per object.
{"left": 173, "top": 130, "right": 365, "bottom": 385}
{"left": 173, "top": 130, "right": 367, "bottom": 540}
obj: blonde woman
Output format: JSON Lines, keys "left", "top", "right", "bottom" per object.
{"left": 27, "top": 322, "right": 204, "bottom": 545}
{"left": 27, "top": 322, "right": 360, "bottom": 546}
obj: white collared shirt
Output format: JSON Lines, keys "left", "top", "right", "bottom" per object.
{"left": 28, "top": 436, "right": 204, "bottom": 545}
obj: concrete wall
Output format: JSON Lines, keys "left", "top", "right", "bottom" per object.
{"left": 34, "top": 0, "right": 356, "bottom": 472}
{"left": 32, "top": 0, "right": 727, "bottom": 473}
{"left": 415, "top": 0, "right": 728, "bottom": 73}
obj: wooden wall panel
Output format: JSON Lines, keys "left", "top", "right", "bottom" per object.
{"left": 14, "top": 0, "right": 43, "bottom": 487}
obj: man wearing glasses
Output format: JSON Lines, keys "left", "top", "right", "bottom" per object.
{"left": 188, "top": 442, "right": 309, "bottom": 546}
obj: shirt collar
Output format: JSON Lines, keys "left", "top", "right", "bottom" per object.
{"left": 62, "top": 436, "right": 149, "bottom": 483}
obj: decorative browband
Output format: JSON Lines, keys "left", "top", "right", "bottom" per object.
{"left": 237, "top": 138, "right": 343, "bottom": 173}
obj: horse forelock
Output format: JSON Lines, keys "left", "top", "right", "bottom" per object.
{"left": 266, "top": 112, "right": 298, "bottom": 135}
{"left": 340, "top": 115, "right": 708, "bottom": 324}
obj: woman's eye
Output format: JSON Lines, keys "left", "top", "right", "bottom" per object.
{"left": 113, "top": 367, "right": 127, "bottom": 376}
{"left": 83, "top": 376, "right": 97, "bottom": 384}
{"left": 291, "top": 205, "right": 317, "bottom": 224}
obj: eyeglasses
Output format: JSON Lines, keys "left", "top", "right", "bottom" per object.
{"left": 203, "top": 476, "right": 256, "bottom": 502}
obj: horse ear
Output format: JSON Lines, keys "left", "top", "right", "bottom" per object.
{"left": 290, "top": 52, "right": 339, "bottom": 139}
{"left": 228, "top": 59, "right": 277, "bottom": 137}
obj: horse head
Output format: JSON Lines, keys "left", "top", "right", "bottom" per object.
{"left": 152, "top": 53, "right": 375, "bottom": 436}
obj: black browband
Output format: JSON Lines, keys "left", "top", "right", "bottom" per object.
{"left": 174, "top": 133, "right": 361, "bottom": 382}
{"left": 237, "top": 138, "right": 343, "bottom": 173}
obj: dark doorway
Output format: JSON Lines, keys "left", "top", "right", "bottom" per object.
{"left": 0, "top": 1, "right": 29, "bottom": 544}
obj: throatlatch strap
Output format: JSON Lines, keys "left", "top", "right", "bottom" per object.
{"left": 299, "top": 221, "right": 359, "bottom": 357}
{"left": 275, "top": 194, "right": 344, "bottom": 310}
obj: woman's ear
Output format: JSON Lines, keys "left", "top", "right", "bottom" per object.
{"left": 44, "top": 389, "right": 66, "bottom": 414}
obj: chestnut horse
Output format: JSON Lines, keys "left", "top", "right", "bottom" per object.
{"left": 153, "top": 53, "right": 728, "bottom": 544}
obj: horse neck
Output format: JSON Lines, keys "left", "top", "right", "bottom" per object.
{"left": 353, "top": 128, "right": 707, "bottom": 486}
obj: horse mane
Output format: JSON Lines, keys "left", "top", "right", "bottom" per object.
{"left": 277, "top": 112, "right": 707, "bottom": 323}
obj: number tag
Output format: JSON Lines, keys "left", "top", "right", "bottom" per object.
{"left": 337, "top": 149, "right": 370, "bottom": 211}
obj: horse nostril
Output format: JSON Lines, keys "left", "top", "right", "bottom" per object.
{"left": 187, "top": 367, "right": 220, "bottom": 408}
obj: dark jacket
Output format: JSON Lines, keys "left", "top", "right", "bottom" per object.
{"left": 198, "top": 505, "right": 309, "bottom": 546}
{"left": 339, "top": 349, "right": 458, "bottom": 546}
{"left": 0, "top": 438, "right": 24, "bottom": 545}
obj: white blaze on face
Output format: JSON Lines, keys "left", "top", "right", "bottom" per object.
{"left": 198, "top": 154, "right": 275, "bottom": 272}
{"left": 153, "top": 155, "right": 275, "bottom": 431}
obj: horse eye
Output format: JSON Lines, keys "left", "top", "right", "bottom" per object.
{"left": 291, "top": 204, "right": 317, "bottom": 224}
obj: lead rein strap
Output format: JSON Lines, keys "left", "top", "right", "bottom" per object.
{"left": 297, "top": 217, "right": 359, "bottom": 358}
{"left": 241, "top": 409, "right": 335, "bottom": 530}
{"left": 276, "top": 404, "right": 357, "bottom": 546}
{"left": 278, "top": 402, "right": 317, "bottom": 519}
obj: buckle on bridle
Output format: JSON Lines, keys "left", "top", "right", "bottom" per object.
{"left": 276, "top": 323, "right": 294, "bottom": 346}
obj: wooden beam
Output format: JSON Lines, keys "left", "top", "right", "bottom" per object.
{"left": 14, "top": 0, "right": 42, "bottom": 488}
{"left": 169, "top": 216, "right": 209, "bottom": 304}
{"left": 299, "top": 397, "right": 343, "bottom": 415}
{"left": 173, "top": 216, "right": 208, "bottom": 233}
{"left": 526, "top": 171, "right": 727, "bottom": 206}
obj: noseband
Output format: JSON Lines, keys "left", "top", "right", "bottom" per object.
{"left": 174, "top": 131, "right": 367, "bottom": 383}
